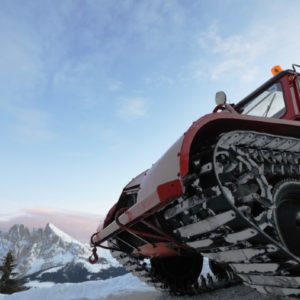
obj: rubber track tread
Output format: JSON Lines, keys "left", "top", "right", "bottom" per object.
{"left": 108, "top": 240, "right": 238, "bottom": 295}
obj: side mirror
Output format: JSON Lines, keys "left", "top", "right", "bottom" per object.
{"left": 215, "top": 91, "right": 227, "bottom": 106}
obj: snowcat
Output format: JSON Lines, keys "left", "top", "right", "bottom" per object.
{"left": 90, "top": 64, "right": 300, "bottom": 297}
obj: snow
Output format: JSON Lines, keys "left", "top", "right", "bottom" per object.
{"left": 0, "top": 273, "right": 156, "bottom": 300}
{"left": 26, "top": 257, "right": 52, "bottom": 275}
{"left": 25, "top": 281, "right": 56, "bottom": 288}
{"left": 0, "top": 258, "right": 282, "bottom": 300}
{"left": 47, "top": 223, "right": 83, "bottom": 247}
{"left": 0, "top": 272, "right": 282, "bottom": 300}
{"left": 202, "top": 257, "right": 214, "bottom": 276}
{"left": 82, "top": 260, "right": 109, "bottom": 273}
{"left": 26, "top": 252, "right": 74, "bottom": 275}
{"left": 37, "top": 266, "right": 63, "bottom": 275}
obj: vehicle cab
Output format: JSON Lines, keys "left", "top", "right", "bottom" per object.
{"left": 234, "top": 65, "right": 300, "bottom": 121}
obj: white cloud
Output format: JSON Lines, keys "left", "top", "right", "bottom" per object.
{"left": 195, "top": 23, "right": 269, "bottom": 82}
{"left": 199, "top": 24, "right": 249, "bottom": 56}
{"left": 9, "top": 107, "right": 56, "bottom": 142}
{"left": 194, "top": 10, "right": 300, "bottom": 84}
{"left": 117, "top": 98, "right": 148, "bottom": 120}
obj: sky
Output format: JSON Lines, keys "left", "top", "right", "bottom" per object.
{"left": 1, "top": 0, "right": 300, "bottom": 227}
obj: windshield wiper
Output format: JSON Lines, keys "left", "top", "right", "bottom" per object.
{"left": 244, "top": 92, "right": 271, "bottom": 115}
{"left": 263, "top": 94, "right": 276, "bottom": 117}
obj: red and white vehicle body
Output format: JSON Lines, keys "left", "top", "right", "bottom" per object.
{"left": 90, "top": 66, "right": 300, "bottom": 297}
{"left": 93, "top": 67, "right": 300, "bottom": 254}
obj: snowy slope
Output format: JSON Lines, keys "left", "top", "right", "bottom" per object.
{"left": 0, "top": 274, "right": 156, "bottom": 300}
{"left": 0, "top": 272, "right": 282, "bottom": 300}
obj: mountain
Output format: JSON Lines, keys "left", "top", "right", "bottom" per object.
{"left": 0, "top": 224, "right": 127, "bottom": 283}
{"left": 0, "top": 208, "right": 103, "bottom": 243}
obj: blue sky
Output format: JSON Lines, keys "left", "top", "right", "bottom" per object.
{"left": 1, "top": 0, "right": 300, "bottom": 217}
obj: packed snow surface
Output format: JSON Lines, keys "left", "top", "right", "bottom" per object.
{"left": 0, "top": 273, "right": 156, "bottom": 300}
{"left": 0, "top": 273, "right": 290, "bottom": 300}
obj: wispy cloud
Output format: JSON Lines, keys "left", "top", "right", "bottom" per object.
{"left": 198, "top": 24, "right": 262, "bottom": 58}
{"left": 194, "top": 23, "right": 268, "bottom": 82}
{"left": 9, "top": 107, "right": 56, "bottom": 142}
{"left": 193, "top": 8, "right": 300, "bottom": 83}
{"left": 116, "top": 97, "right": 149, "bottom": 120}
{"left": 0, "top": 207, "right": 102, "bottom": 242}
{"left": 0, "top": 211, "right": 25, "bottom": 222}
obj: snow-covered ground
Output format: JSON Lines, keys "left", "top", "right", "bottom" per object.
{"left": 0, "top": 273, "right": 157, "bottom": 300}
{"left": 0, "top": 272, "right": 289, "bottom": 300}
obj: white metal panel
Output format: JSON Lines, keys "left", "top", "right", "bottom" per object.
{"left": 136, "top": 135, "right": 184, "bottom": 203}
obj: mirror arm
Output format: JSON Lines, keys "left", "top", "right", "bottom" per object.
{"left": 213, "top": 103, "right": 238, "bottom": 114}
{"left": 226, "top": 103, "right": 238, "bottom": 114}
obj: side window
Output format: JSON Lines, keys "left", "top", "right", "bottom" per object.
{"left": 242, "top": 82, "right": 286, "bottom": 118}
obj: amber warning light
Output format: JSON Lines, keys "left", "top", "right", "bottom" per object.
{"left": 271, "top": 65, "right": 283, "bottom": 76}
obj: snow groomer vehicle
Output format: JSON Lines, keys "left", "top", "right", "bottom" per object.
{"left": 90, "top": 65, "right": 300, "bottom": 297}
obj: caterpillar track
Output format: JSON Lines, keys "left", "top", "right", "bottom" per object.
{"left": 103, "top": 130, "right": 300, "bottom": 297}
{"left": 91, "top": 66, "right": 300, "bottom": 298}
{"left": 163, "top": 130, "right": 300, "bottom": 298}
{"left": 107, "top": 239, "right": 238, "bottom": 296}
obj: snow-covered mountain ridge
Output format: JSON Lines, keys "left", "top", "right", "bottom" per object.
{"left": 0, "top": 224, "right": 126, "bottom": 283}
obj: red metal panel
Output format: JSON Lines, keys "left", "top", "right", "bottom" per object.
{"left": 180, "top": 113, "right": 300, "bottom": 177}
{"left": 180, "top": 113, "right": 223, "bottom": 177}
{"left": 157, "top": 179, "right": 183, "bottom": 202}
{"left": 132, "top": 242, "right": 179, "bottom": 257}
{"left": 280, "top": 76, "right": 295, "bottom": 120}
{"left": 93, "top": 181, "right": 183, "bottom": 243}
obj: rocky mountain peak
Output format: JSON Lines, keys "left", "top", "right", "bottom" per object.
{"left": 7, "top": 224, "right": 31, "bottom": 242}
{"left": 0, "top": 223, "right": 116, "bottom": 278}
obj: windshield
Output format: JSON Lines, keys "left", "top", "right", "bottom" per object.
{"left": 241, "top": 82, "right": 286, "bottom": 118}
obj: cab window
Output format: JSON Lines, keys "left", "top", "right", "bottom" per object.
{"left": 241, "top": 82, "right": 286, "bottom": 118}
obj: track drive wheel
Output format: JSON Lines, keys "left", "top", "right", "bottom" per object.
{"left": 150, "top": 253, "right": 203, "bottom": 294}
{"left": 274, "top": 179, "right": 300, "bottom": 258}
